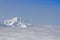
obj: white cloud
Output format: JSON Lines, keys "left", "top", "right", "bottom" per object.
{"left": 0, "top": 25, "right": 60, "bottom": 40}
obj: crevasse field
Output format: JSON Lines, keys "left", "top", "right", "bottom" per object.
{"left": 0, "top": 25, "right": 60, "bottom": 40}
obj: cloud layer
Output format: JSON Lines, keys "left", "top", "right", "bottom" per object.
{"left": 0, "top": 25, "right": 60, "bottom": 40}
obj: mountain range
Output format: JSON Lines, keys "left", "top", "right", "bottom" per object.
{"left": 0, "top": 17, "right": 31, "bottom": 28}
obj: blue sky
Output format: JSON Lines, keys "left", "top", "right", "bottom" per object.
{"left": 0, "top": 0, "right": 60, "bottom": 26}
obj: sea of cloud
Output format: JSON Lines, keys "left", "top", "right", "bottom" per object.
{"left": 0, "top": 25, "right": 60, "bottom": 40}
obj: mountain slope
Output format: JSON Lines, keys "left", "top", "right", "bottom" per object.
{"left": 0, "top": 17, "right": 31, "bottom": 28}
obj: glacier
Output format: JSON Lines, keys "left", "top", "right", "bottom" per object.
{"left": 0, "top": 17, "right": 60, "bottom": 40}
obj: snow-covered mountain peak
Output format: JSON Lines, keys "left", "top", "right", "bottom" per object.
{"left": 2, "top": 17, "right": 31, "bottom": 28}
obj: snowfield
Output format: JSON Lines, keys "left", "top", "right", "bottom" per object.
{"left": 0, "top": 25, "right": 60, "bottom": 40}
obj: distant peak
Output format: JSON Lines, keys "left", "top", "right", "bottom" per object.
{"left": 12, "top": 17, "right": 18, "bottom": 19}
{"left": 2, "top": 17, "right": 31, "bottom": 28}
